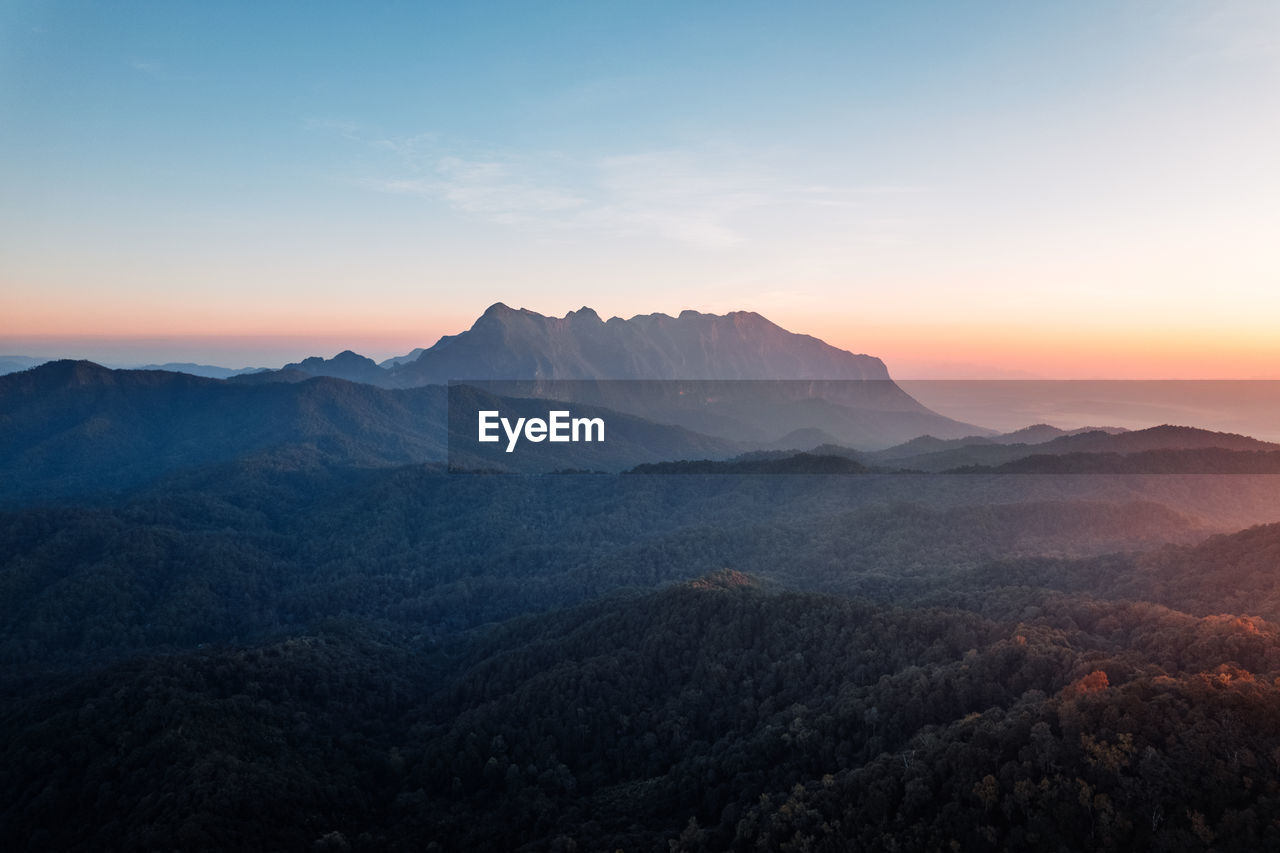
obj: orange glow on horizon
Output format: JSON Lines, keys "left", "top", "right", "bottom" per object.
{"left": 6, "top": 298, "right": 1279, "bottom": 378}
{"left": 810, "top": 321, "right": 1280, "bottom": 380}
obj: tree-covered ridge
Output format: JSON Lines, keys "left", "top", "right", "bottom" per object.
{"left": 7, "top": 579, "right": 1280, "bottom": 850}
{"left": 10, "top": 359, "right": 1279, "bottom": 505}
{"left": 951, "top": 448, "right": 1280, "bottom": 474}
{"left": 627, "top": 453, "right": 872, "bottom": 474}
{"left": 3, "top": 452, "right": 1280, "bottom": 849}
{"left": 0, "top": 361, "right": 448, "bottom": 503}
{"left": 0, "top": 464, "right": 1253, "bottom": 670}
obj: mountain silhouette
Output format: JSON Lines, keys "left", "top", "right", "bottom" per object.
{"left": 389, "top": 303, "right": 893, "bottom": 385}
{"left": 379, "top": 347, "right": 427, "bottom": 368}
{"left": 0, "top": 361, "right": 448, "bottom": 503}
{"left": 884, "top": 424, "right": 1280, "bottom": 472}
{"left": 244, "top": 304, "right": 987, "bottom": 446}
{"left": 281, "top": 350, "right": 387, "bottom": 384}
{"left": 0, "top": 307, "right": 1010, "bottom": 498}
{"left": 247, "top": 304, "right": 898, "bottom": 387}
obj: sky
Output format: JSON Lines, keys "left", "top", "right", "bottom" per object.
{"left": 1, "top": 0, "right": 1277, "bottom": 377}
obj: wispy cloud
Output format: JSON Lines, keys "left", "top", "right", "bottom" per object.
{"left": 311, "top": 121, "right": 920, "bottom": 249}
{"left": 128, "top": 58, "right": 164, "bottom": 76}
{"left": 303, "top": 118, "right": 368, "bottom": 141}
{"left": 379, "top": 157, "right": 588, "bottom": 224}
{"left": 1178, "top": 0, "right": 1280, "bottom": 64}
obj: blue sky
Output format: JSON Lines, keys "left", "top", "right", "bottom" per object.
{"left": 1, "top": 1, "right": 1277, "bottom": 375}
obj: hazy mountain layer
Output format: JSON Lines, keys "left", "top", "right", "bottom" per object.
{"left": 882, "top": 425, "right": 1280, "bottom": 472}
{"left": 379, "top": 347, "right": 426, "bottom": 368}
{"left": 280, "top": 350, "right": 387, "bottom": 384}
{"left": 134, "top": 363, "right": 270, "bottom": 379}
{"left": 0, "top": 361, "right": 448, "bottom": 503}
{"left": 225, "top": 305, "right": 984, "bottom": 447}
{"left": 0, "top": 356, "right": 45, "bottom": 376}
{"left": 873, "top": 424, "right": 1129, "bottom": 461}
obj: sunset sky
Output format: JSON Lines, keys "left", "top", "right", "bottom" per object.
{"left": 2, "top": 1, "right": 1277, "bottom": 377}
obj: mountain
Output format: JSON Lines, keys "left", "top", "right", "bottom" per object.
{"left": 0, "top": 360, "right": 448, "bottom": 503}
{"left": 873, "top": 433, "right": 997, "bottom": 461}
{"left": 228, "top": 367, "right": 315, "bottom": 384}
{"left": 279, "top": 350, "right": 388, "bottom": 384}
{"left": 1046, "top": 424, "right": 1276, "bottom": 454}
{"left": 454, "top": 377, "right": 987, "bottom": 449}
{"left": 0, "top": 359, "right": 766, "bottom": 492}
{"left": 762, "top": 426, "right": 843, "bottom": 450}
{"left": 886, "top": 424, "right": 1280, "bottom": 472}
{"left": 963, "top": 448, "right": 1280, "bottom": 474}
{"left": 5, "top": 358, "right": 269, "bottom": 380}
{"left": 133, "top": 362, "right": 270, "bottom": 379}
{"left": 389, "top": 303, "right": 894, "bottom": 384}
{"left": 873, "top": 423, "right": 1130, "bottom": 462}
{"left": 379, "top": 347, "right": 426, "bottom": 368}
{"left": 244, "top": 304, "right": 987, "bottom": 448}
{"left": 993, "top": 423, "right": 1127, "bottom": 444}
{"left": 254, "top": 303, "right": 905, "bottom": 387}
{"left": 627, "top": 452, "right": 873, "bottom": 475}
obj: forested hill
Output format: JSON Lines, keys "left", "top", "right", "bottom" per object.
{"left": 627, "top": 452, "right": 873, "bottom": 475}
{"left": 881, "top": 425, "right": 1280, "bottom": 472}
{"left": 6, "top": 461, "right": 1280, "bottom": 671}
{"left": 0, "top": 360, "right": 448, "bottom": 503}
{"left": 8, "top": 570, "right": 1280, "bottom": 850}
{"left": 1124, "top": 522, "right": 1280, "bottom": 618}
{"left": 952, "top": 448, "right": 1280, "bottom": 474}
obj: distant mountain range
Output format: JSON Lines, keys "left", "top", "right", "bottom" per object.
{"left": 874, "top": 423, "right": 1280, "bottom": 472}
{"left": 0, "top": 358, "right": 269, "bottom": 379}
{"left": 0, "top": 304, "right": 982, "bottom": 487}
{"left": 134, "top": 362, "right": 271, "bottom": 379}
{"left": 621, "top": 424, "right": 1280, "bottom": 475}
{"left": 243, "top": 303, "right": 896, "bottom": 386}
{"left": 254, "top": 304, "right": 987, "bottom": 451}
{"left": 279, "top": 351, "right": 387, "bottom": 384}
{"left": 0, "top": 361, "right": 448, "bottom": 503}
{"left": 379, "top": 347, "right": 426, "bottom": 368}
{"left": 871, "top": 423, "right": 1130, "bottom": 461}
{"left": 0, "top": 356, "right": 44, "bottom": 376}
{"left": 8, "top": 306, "right": 1280, "bottom": 494}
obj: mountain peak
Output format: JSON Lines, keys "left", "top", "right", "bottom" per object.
{"left": 331, "top": 350, "right": 375, "bottom": 364}
{"left": 0, "top": 360, "right": 221, "bottom": 398}
{"left": 12, "top": 359, "right": 115, "bottom": 389}
{"left": 567, "top": 306, "right": 602, "bottom": 323}
{"left": 394, "top": 304, "right": 894, "bottom": 383}
{"left": 282, "top": 350, "right": 385, "bottom": 384}
{"left": 481, "top": 301, "right": 515, "bottom": 316}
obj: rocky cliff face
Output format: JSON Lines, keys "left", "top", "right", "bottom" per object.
{"left": 389, "top": 303, "right": 892, "bottom": 385}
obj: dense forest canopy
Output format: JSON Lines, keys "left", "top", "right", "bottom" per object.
{"left": 3, "top": 455, "right": 1280, "bottom": 849}
{"left": 5, "top": 359, "right": 1280, "bottom": 850}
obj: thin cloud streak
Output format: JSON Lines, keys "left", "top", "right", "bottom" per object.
{"left": 1181, "top": 0, "right": 1280, "bottom": 63}
{"left": 333, "top": 125, "right": 926, "bottom": 249}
